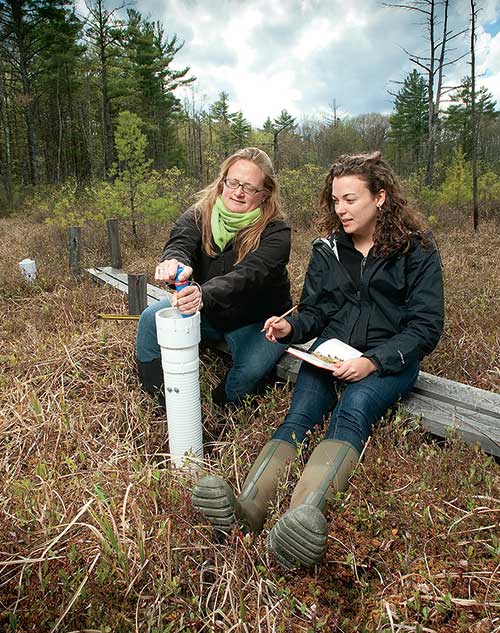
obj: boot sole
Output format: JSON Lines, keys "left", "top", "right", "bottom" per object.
{"left": 267, "top": 505, "right": 328, "bottom": 568}
{"left": 192, "top": 475, "right": 238, "bottom": 533}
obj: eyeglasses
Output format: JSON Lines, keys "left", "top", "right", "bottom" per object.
{"left": 223, "top": 178, "right": 266, "bottom": 195}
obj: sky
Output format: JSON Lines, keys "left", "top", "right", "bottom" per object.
{"left": 78, "top": 0, "right": 500, "bottom": 126}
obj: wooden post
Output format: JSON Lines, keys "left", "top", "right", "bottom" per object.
{"left": 106, "top": 218, "right": 122, "bottom": 269}
{"left": 128, "top": 273, "right": 147, "bottom": 315}
{"left": 68, "top": 226, "right": 81, "bottom": 277}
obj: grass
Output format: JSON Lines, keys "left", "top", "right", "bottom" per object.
{"left": 0, "top": 216, "right": 499, "bottom": 632}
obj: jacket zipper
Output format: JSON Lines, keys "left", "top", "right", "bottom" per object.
{"left": 360, "top": 256, "right": 367, "bottom": 279}
{"left": 355, "top": 256, "right": 368, "bottom": 300}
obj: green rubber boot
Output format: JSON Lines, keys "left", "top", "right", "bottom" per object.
{"left": 192, "top": 439, "right": 296, "bottom": 534}
{"left": 268, "top": 439, "right": 359, "bottom": 568}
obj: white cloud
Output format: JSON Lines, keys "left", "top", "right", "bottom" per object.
{"left": 293, "top": 19, "right": 337, "bottom": 61}
{"left": 78, "top": 0, "right": 500, "bottom": 124}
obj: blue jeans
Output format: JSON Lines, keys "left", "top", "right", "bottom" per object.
{"left": 272, "top": 358, "right": 420, "bottom": 454}
{"left": 136, "top": 298, "right": 286, "bottom": 403}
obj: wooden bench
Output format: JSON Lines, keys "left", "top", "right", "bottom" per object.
{"left": 86, "top": 266, "right": 500, "bottom": 457}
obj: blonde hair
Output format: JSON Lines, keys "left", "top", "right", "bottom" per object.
{"left": 193, "top": 147, "right": 284, "bottom": 262}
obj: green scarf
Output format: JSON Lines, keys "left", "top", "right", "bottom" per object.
{"left": 211, "top": 196, "right": 262, "bottom": 251}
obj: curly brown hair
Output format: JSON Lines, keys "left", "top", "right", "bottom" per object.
{"left": 193, "top": 147, "right": 285, "bottom": 263}
{"left": 318, "top": 151, "right": 429, "bottom": 257}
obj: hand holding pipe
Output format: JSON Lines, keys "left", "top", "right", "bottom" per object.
{"left": 174, "top": 265, "right": 192, "bottom": 318}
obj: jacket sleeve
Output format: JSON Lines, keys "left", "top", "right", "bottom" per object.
{"left": 282, "top": 246, "right": 335, "bottom": 343}
{"left": 159, "top": 208, "right": 201, "bottom": 266}
{"left": 364, "top": 242, "right": 444, "bottom": 375}
{"left": 200, "top": 221, "right": 291, "bottom": 313}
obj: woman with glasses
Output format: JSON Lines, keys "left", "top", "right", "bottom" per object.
{"left": 192, "top": 152, "right": 444, "bottom": 568}
{"left": 136, "top": 147, "right": 291, "bottom": 407}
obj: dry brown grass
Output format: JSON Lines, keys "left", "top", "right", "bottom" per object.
{"left": 0, "top": 217, "right": 499, "bottom": 632}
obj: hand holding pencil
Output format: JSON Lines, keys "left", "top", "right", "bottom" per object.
{"left": 262, "top": 305, "right": 297, "bottom": 342}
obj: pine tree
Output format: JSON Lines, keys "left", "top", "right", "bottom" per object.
{"left": 209, "top": 91, "right": 234, "bottom": 159}
{"left": 230, "top": 111, "right": 251, "bottom": 150}
{"left": 112, "top": 110, "right": 151, "bottom": 239}
{"left": 210, "top": 91, "right": 233, "bottom": 124}
{"left": 85, "top": 0, "right": 126, "bottom": 177}
{"left": 35, "top": 0, "right": 86, "bottom": 182}
{"left": 445, "top": 76, "right": 497, "bottom": 159}
{"left": 0, "top": 0, "right": 45, "bottom": 184}
{"left": 389, "top": 69, "right": 429, "bottom": 170}
{"left": 273, "top": 109, "right": 296, "bottom": 133}
{"left": 261, "top": 116, "right": 275, "bottom": 134}
{"left": 121, "top": 9, "right": 193, "bottom": 168}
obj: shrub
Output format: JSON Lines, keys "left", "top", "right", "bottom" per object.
{"left": 42, "top": 180, "right": 103, "bottom": 228}
{"left": 402, "top": 150, "right": 500, "bottom": 226}
{"left": 279, "top": 164, "right": 324, "bottom": 227}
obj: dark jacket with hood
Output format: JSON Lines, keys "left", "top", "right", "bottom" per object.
{"left": 160, "top": 207, "right": 292, "bottom": 331}
{"left": 284, "top": 229, "right": 444, "bottom": 376}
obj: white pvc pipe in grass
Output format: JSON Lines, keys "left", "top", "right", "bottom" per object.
{"left": 19, "top": 258, "right": 37, "bottom": 282}
{"left": 155, "top": 307, "right": 202, "bottom": 468}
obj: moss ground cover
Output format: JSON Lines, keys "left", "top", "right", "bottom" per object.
{"left": 0, "top": 218, "right": 498, "bottom": 632}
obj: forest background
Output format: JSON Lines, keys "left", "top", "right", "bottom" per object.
{"left": 1, "top": 0, "right": 500, "bottom": 228}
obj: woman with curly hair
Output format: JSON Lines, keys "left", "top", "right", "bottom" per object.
{"left": 192, "top": 151, "right": 444, "bottom": 568}
{"left": 136, "top": 147, "right": 291, "bottom": 406}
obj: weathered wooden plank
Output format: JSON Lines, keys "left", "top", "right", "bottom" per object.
{"left": 106, "top": 219, "right": 122, "bottom": 269}
{"left": 68, "top": 227, "right": 82, "bottom": 277}
{"left": 86, "top": 266, "right": 169, "bottom": 305}
{"left": 85, "top": 266, "right": 500, "bottom": 456}
{"left": 128, "top": 273, "right": 147, "bottom": 315}
{"left": 402, "top": 392, "right": 500, "bottom": 456}
{"left": 412, "top": 372, "right": 500, "bottom": 419}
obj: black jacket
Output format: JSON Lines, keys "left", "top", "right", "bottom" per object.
{"left": 160, "top": 208, "right": 292, "bottom": 331}
{"left": 284, "top": 230, "right": 444, "bottom": 376}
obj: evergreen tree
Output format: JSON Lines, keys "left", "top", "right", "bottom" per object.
{"left": 121, "top": 9, "right": 193, "bottom": 168}
{"left": 112, "top": 110, "right": 151, "bottom": 238}
{"left": 210, "top": 91, "right": 233, "bottom": 124}
{"left": 0, "top": 0, "right": 45, "bottom": 184}
{"left": 444, "top": 76, "right": 497, "bottom": 159}
{"left": 0, "top": 0, "right": 85, "bottom": 186}
{"left": 230, "top": 111, "right": 251, "bottom": 149}
{"left": 389, "top": 69, "right": 429, "bottom": 171}
{"left": 35, "top": 1, "right": 86, "bottom": 182}
{"left": 261, "top": 116, "right": 275, "bottom": 134}
{"left": 209, "top": 91, "right": 234, "bottom": 159}
{"left": 273, "top": 109, "right": 296, "bottom": 132}
{"left": 85, "top": 0, "right": 126, "bottom": 176}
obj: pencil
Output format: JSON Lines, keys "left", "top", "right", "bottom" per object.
{"left": 97, "top": 313, "right": 140, "bottom": 320}
{"left": 260, "top": 305, "right": 297, "bottom": 332}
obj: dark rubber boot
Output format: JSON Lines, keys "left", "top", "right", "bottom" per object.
{"left": 268, "top": 439, "right": 359, "bottom": 568}
{"left": 211, "top": 376, "right": 229, "bottom": 407}
{"left": 267, "top": 505, "right": 327, "bottom": 569}
{"left": 136, "top": 358, "right": 165, "bottom": 408}
{"left": 191, "top": 475, "right": 238, "bottom": 533}
{"left": 192, "top": 439, "right": 296, "bottom": 534}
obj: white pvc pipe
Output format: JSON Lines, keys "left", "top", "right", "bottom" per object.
{"left": 19, "top": 258, "right": 37, "bottom": 282}
{"left": 155, "top": 307, "right": 202, "bottom": 468}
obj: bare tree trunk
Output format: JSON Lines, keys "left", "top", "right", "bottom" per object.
{"left": 9, "top": 0, "right": 40, "bottom": 184}
{"left": 385, "top": 0, "right": 465, "bottom": 188}
{"left": 273, "top": 129, "right": 279, "bottom": 170}
{"left": 100, "top": 44, "right": 114, "bottom": 177}
{"left": 0, "top": 72, "right": 14, "bottom": 209}
{"left": 470, "top": 0, "right": 478, "bottom": 231}
{"left": 89, "top": 0, "right": 116, "bottom": 178}
{"left": 424, "top": 0, "right": 436, "bottom": 187}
